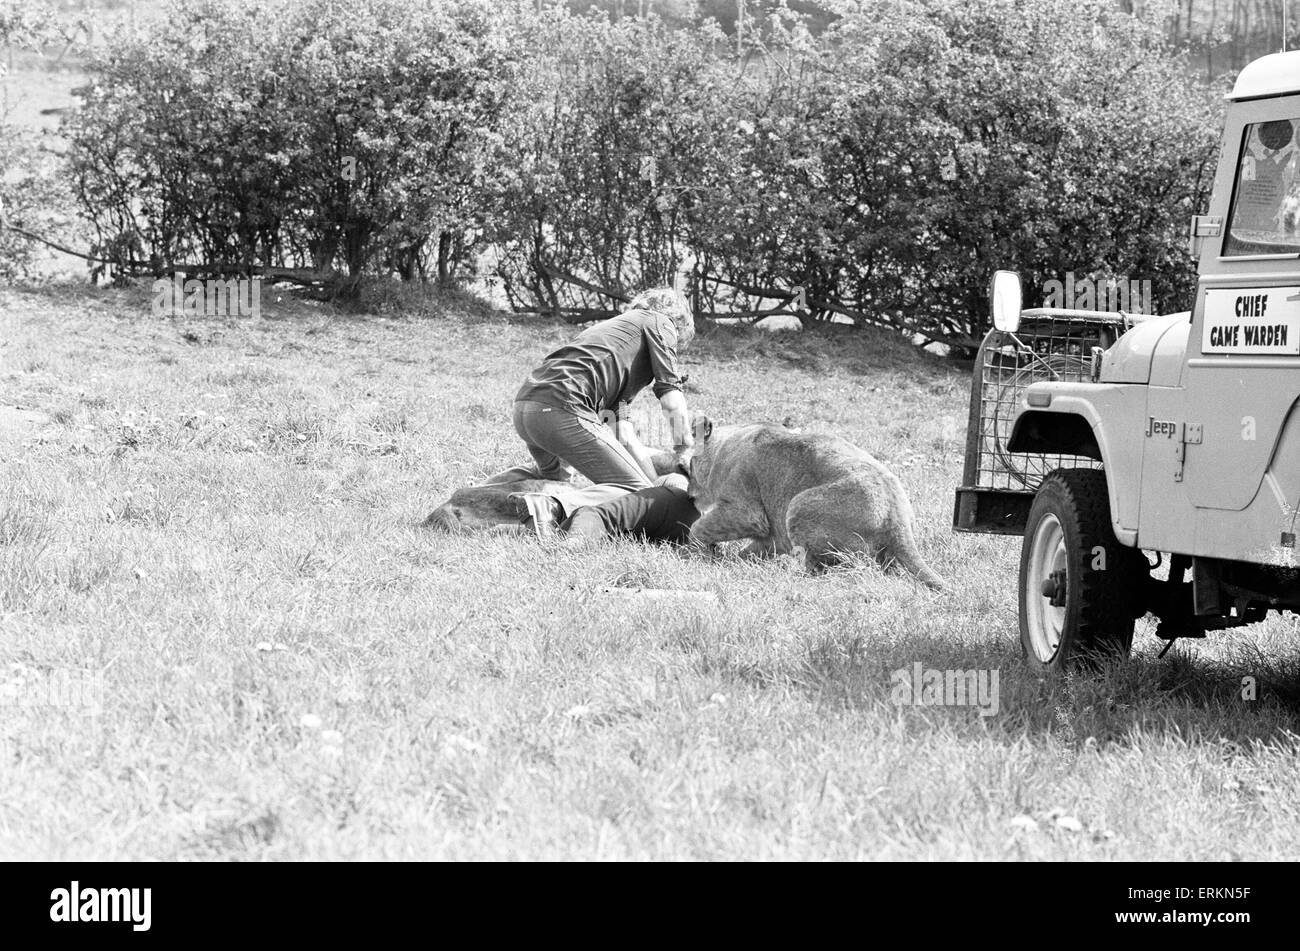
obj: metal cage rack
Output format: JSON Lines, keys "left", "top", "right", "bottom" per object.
{"left": 954, "top": 311, "right": 1127, "bottom": 534}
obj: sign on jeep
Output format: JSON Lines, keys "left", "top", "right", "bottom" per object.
{"left": 953, "top": 51, "right": 1300, "bottom": 672}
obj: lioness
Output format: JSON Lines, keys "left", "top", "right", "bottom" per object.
{"left": 683, "top": 418, "right": 946, "bottom": 590}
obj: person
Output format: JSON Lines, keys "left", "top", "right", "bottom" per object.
{"left": 555, "top": 416, "right": 700, "bottom": 543}
{"left": 484, "top": 287, "right": 695, "bottom": 536}
{"left": 561, "top": 477, "right": 700, "bottom": 544}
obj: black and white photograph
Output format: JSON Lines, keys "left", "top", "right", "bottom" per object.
{"left": 0, "top": 0, "right": 1295, "bottom": 891}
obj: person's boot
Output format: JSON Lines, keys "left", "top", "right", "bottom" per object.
{"left": 509, "top": 492, "right": 564, "bottom": 539}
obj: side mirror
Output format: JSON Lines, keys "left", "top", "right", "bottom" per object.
{"left": 990, "top": 270, "right": 1022, "bottom": 334}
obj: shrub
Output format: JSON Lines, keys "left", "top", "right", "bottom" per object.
{"left": 685, "top": 0, "right": 1223, "bottom": 349}
{"left": 0, "top": 0, "right": 67, "bottom": 281}
{"left": 0, "top": 124, "right": 76, "bottom": 282}
{"left": 62, "top": 0, "right": 514, "bottom": 295}
{"left": 49, "top": 0, "right": 1223, "bottom": 351}
{"left": 814, "top": 0, "right": 1222, "bottom": 345}
{"left": 490, "top": 0, "right": 1221, "bottom": 351}
{"left": 487, "top": 10, "right": 728, "bottom": 317}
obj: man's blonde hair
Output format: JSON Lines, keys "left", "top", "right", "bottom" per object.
{"left": 625, "top": 287, "right": 695, "bottom": 346}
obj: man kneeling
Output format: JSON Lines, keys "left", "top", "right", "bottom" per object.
{"left": 485, "top": 288, "right": 696, "bottom": 537}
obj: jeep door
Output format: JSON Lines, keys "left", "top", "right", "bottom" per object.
{"left": 1183, "top": 98, "right": 1300, "bottom": 556}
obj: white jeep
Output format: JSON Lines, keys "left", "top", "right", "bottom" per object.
{"left": 954, "top": 51, "right": 1300, "bottom": 670}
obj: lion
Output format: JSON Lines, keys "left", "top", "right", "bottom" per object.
{"left": 682, "top": 417, "right": 947, "bottom": 590}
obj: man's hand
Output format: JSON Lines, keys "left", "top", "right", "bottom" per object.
{"left": 616, "top": 419, "right": 659, "bottom": 482}
{"left": 660, "top": 389, "right": 692, "bottom": 451}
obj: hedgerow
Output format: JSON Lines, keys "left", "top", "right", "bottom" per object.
{"left": 23, "top": 0, "right": 1223, "bottom": 349}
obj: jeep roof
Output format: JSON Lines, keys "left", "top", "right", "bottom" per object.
{"left": 1229, "top": 51, "right": 1300, "bottom": 101}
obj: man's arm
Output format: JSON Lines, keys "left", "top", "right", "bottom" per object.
{"left": 616, "top": 420, "right": 659, "bottom": 482}
{"left": 640, "top": 314, "right": 692, "bottom": 452}
{"left": 658, "top": 388, "right": 693, "bottom": 452}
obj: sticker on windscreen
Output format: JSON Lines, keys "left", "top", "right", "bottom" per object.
{"left": 1223, "top": 118, "right": 1300, "bottom": 256}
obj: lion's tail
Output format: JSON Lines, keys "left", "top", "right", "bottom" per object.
{"left": 890, "top": 520, "right": 948, "bottom": 592}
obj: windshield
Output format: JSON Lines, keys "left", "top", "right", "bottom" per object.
{"left": 1223, "top": 117, "right": 1300, "bottom": 256}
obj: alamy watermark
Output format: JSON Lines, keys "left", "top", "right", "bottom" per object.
{"left": 0, "top": 666, "right": 104, "bottom": 714}
{"left": 1042, "top": 272, "right": 1152, "bottom": 315}
{"left": 50, "top": 882, "right": 151, "bottom": 932}
{"left": 150, "top": 272, "right": 262, "bottom": 318}
{"left": 598, "top": 402, "right": 682, "bottom": 452}
{"left": 890, "top": 662, "right": 999, "bottom": 717}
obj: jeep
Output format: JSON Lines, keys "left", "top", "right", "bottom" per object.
{"left": 954, "top": 51, "right": 1300, "bottom": 670}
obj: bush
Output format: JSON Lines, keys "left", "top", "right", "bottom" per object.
{"left": 813, "top": 0, "right": 1222, "bottom": 345}
{"left": 681, "top": 0, "right": 1223, "bottom": 348}
{"left": 489, "top": 0, "right": 1221, "bottom": 350}
{"left": 487, "top": 10, "right": 727, "bottom": 317}
{"left": 0, "top": 0, "right": 70, "bottom": 282}
{"left": 62, "top": 0, "right": 514, "bottom": 294}
{"left": 0, "top": 123, "right": 77, "bottom": 282}
{"left": 47, "top": 0, "right": 1222, "bottom": 350}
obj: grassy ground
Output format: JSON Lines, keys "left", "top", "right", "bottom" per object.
{"left": 0, "top": 284, "right": 1298, "bottom": 861}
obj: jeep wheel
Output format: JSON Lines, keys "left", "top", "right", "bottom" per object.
{"left": 1019, "top": 469, "right": 1142, "bottom": 671}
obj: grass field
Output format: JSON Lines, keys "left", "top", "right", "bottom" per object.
{"left": 1, "top": 283, "right": 1298, "bottom": 861}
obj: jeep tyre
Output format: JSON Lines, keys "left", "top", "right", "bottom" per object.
{"left": 1019, "top": 469, "right": 1143, "bottom": 671}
